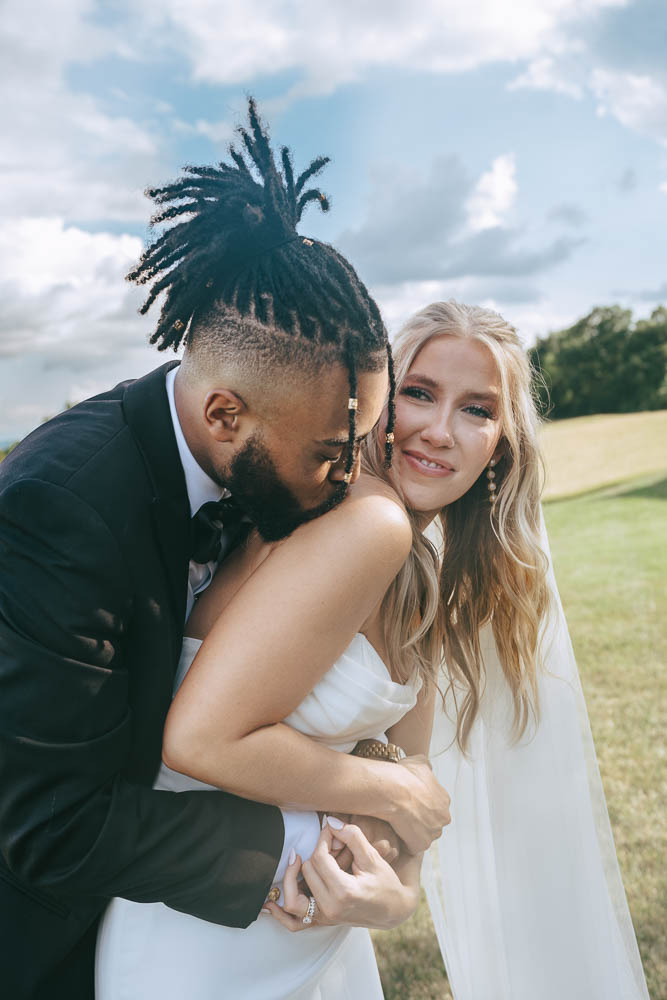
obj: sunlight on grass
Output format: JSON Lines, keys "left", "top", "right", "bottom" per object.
{"left": 541, "top": 410, "right": 667, "bottom": 500}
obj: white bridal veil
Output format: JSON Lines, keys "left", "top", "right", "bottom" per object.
{"left": 423, "top": 517, "right": 650, "bottom": 999}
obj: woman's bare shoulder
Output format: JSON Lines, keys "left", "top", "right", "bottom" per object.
{"left": 275, "top": 473, "right": 412, "bottom": 567}
{"left": 345, "top": 472, "right": 409, "bottom": 530}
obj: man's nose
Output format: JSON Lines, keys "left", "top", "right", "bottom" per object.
{"left": 328, "top": 447, "right": 362, "bottom": 485}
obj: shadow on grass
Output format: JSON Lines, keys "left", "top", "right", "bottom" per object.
{"left": 610, "top": 475, "right": 667, "bottom": 501}
{"left": 545, "top": 472, "right": 667, "bottom": 505}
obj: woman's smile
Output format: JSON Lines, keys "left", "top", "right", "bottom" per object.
{"left": 401, "top": 449, "right": 456, "bottom": 477}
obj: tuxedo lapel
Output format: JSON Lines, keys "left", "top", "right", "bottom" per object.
{"left": 121, "top": 362, "right": 190, "bottom": 631}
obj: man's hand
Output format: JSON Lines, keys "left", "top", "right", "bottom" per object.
{"left": 264, "top": 823, "right": 419, "bottom": 933}
{"left": 330, "top": 814, "right": 400, "bottom": 872}
{"left": 383, "top": 754, "right": 451, "bottom": 855}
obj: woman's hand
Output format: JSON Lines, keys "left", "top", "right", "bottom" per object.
{"left": 265, "top": 823, "right": 419, "bottom": 932}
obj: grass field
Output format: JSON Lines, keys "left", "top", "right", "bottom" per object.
{"left": 374, "top": 414, "right": 667, "bottom": 1000}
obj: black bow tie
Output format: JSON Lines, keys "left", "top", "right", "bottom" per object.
{"left": 190, "top": 496, "right": 249, "bottom": 565}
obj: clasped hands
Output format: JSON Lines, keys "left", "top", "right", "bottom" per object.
{"left": 265, "top": 755, "right": 451, "bottom": 932}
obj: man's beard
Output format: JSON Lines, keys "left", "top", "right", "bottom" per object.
{"left": 225, "top": 433, "right": 348, "bottom": 542}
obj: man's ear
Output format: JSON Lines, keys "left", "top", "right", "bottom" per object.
{"left": 202, "top": 389, "right": 249, "bottom": 443}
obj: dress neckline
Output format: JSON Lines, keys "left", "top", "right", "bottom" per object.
{"left": 180, "top": 630, "right": 418, "bottom": 693}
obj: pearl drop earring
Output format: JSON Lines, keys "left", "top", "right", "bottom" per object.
{"left": 487, "top": 459, "right": 497, "bottom": 506}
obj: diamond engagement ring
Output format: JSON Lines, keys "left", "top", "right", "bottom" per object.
{"left": 302, "top": 896, "right": 316, "bottom": 925}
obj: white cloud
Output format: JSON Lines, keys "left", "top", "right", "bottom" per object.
{"left": 135, "top": 0, "right": 627, "bottom": 93}
{"left": 0, "top": 217, "right": 148, "bottom": 361}
{"left": 375, "top": 278, "right": 574, "bottom": 347}
{"left": 465, "top": 154, "right": 518, "bottom": 233}
{"left": 0, "top": 0, "right": 161, "bottom": 222}
{"left": 0, "top": 0, "right": 650, "bottom": 230}
{"left": 591, "top": 68, "right": 667, "bottom": 145}
{"left": 508, "top": 56, "right": 583, "bottom": 98}
{"left": 339, "top": 153, "right": 583, "bottom": 287}
{"left": 172, "top": 117, "right": 235, "bottom": 145}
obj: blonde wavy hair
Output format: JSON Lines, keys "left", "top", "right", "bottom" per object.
{"left": 362, "top": 300, "right": 551, "bottom": 751}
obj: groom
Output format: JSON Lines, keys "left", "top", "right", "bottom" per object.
{"left": 0, "top": 102, "right": 450, "bottom": 999}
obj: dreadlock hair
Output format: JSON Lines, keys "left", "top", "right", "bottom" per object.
{"left": 128, "top": 97, "right": 395, "bottom": 469}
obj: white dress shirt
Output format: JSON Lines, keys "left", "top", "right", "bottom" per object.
{"left": 165, "top": 367, "right": 320, "bottom": 890}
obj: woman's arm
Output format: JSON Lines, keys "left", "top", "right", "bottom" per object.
{"left": 163, "top": 485, "right": 451, "bottom": 852}
{"left": 387, "top": 679, "right": 437, "bottom": 757}
{"left": 332, "top": 685, "right": 438, "bottom": 894}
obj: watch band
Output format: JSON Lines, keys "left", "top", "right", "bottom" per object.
{"left": 350, "top": 738, "right": 407, "bottom": 763}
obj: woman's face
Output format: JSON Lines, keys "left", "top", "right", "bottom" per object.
{"left": 392, "top": 334, "right": 504, "bottom": 521}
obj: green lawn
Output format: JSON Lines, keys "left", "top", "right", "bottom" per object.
{"left": 374, "top": 470, "right": 667, "bottom": 1000}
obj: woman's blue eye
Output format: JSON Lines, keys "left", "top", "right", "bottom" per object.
{"left": 465, "top": 405, "right": 493, "bottom": 419}
{"left": 401, "top": 386, "right": 432, "bottom": 401}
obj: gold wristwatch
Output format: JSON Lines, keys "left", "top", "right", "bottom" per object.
{"left": 350, "top": 738, "right": 407, "bottom": 763}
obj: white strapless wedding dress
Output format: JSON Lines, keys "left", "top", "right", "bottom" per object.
{"left": 95, "top": 633, "right": 420, "bottom": 1000}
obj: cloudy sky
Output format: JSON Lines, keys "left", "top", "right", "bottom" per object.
{"left": 1, "top": 0, "right": 666, "bottom": 441}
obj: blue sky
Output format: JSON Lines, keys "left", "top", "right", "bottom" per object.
{"left": 1, "top": 0, "right": 666, "bottom": 440}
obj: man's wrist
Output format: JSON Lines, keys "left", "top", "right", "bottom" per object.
{"left": 272, "top": 810, "right": 321, "bottom": 897}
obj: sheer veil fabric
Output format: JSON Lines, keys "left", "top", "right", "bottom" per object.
{"left": 422, "top": 515, "right": 650, "bottom": 1000}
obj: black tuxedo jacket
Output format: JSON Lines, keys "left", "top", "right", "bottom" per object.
{"left": 0, "top": 363, "right": 284, "bottom": 999}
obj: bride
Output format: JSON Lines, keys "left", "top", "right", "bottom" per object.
{"left": 96, "top": 300, "right": 649, "bottom": 998}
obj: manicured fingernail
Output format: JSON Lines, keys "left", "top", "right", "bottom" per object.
{"left": 332, "top": 837, "right": 343, "bottom": 850}
{"left": 261, "top": 907, "right": 270, "bottom": 914}
{"left": 327, "top": 815, "right": 344, "bottom": 830}
{"left": 288, "top": 847, "right": 296, "bottom": 865}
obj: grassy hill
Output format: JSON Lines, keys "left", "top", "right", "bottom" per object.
{"left": 541, "top": 409, "right": 667, "bottom": 500}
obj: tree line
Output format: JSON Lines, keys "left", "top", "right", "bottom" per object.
{"left": 529, "top": 305, "right": 667, "bottom": 420}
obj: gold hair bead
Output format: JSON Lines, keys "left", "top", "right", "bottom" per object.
{"left": 173, "top": 319, "right": 185, "bottom": 332}
{"left": 386, "top": 432, "right": 394, "bottom": 444}
{"left": 302, "top": 238, "right": 314, "bottom": 247}
{"left": 343, "top": 471, "right": 353, "bottom": 484}
{"left": 348, "top": 397, "right": 358, "bottom": 410}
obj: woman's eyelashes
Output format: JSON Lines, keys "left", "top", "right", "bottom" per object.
{"left": 401, "top": 385, "right": 495, "bottom": 420}
{"left": 464, "top": 404, "right": 494, "bottom": 419}
{"left": 400, "top": 385, "right": 432, "bottom": 402}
